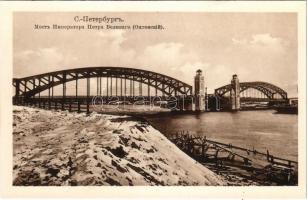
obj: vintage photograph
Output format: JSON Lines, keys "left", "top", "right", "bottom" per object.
{"left": 12, "top": 12, "right": 298, "bottom": 186}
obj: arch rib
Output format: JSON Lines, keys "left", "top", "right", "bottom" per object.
{"left": 215, "top": 81, "right": 287, "bottom": 99}
{"left": 13, "top": 66, "right": 192, "bottom": 98}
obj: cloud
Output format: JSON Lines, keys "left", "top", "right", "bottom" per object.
{"left": 16, "top": 48, "right": 62, "bottom": 63}
{"left": 250, "top": 33, "right": 282, "bottom": 45}
{"left": 38, "top": 48, "right": 64, "bottom": 63}
{"left": 232, "top": 33, "right": 283, "bottom": 46}
{"left": 232, "top": 33, "right": 287, "bottom": 54}
{"left": 92, "top": 30, "right": 136, "bottom": 67}
{"left": 13, "top": 29, "right": 296, "bottom": 96}
{"left": 14, "top": 30, "right": 137, "bottom": 76}
{"left": 14, "top": 47, "right": 66, "bottom": 77}
{"left": 14, "top": 31, "right": 205, "bottom": 86}
{"left": 135, "top": 42, "right": 208, "bottom": 85}
{"left": 142, "top": 42, "right": 184, "bottom": 67}
{"left": 232, "top": 38, "right": 247, "bottom": 45}
{"left": 225, "top": 33, "right": 297, "bottom": 96}
{"left": 97, "top": 30, "right": 127, "bottom": 48}
{"left": 177, "top": 62, "right": 210, "bottom": 84}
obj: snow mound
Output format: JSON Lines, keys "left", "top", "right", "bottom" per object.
{"left": 13, "top": 106, "right": 224, "bottom": 186}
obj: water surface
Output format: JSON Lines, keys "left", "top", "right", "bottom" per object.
{"left": 141, "top": 110, "right": 298, "bottom": 161}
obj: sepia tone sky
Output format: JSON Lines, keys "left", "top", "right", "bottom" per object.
{"left": 14, "top": 12, "right": 298, "bottom": 96}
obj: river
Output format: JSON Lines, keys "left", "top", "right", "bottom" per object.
{"left": 141, "top": 110, "right": 298, "bottom": 161}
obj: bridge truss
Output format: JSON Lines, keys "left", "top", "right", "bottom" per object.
{"left": 214, "top": 81, "right": 288, "bottom": 100}
{"left": 13, "top": 67, "right": 193, "bottom": 113}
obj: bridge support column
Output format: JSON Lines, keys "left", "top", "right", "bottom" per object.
{"left": 177, "top": 95, "right": 193, "bottom": 111}
{"left": 38, "top": 79, "right": 41, "bottom": 108}
{"left": 116, "top": 77, "right": 118, "bottom": 96}
{"left": 147, "top": 78, "right": 150, "bottom": 99}
{"left": 86, "top": 73, "right": 90, "bottom": 114}
{"left": 107, "top": 77, "right": 109, "bottom": 98}
{"left": 69, "top": 99, "right": 72, "bottom": 112}
{"left": 99, "top": 77, "right": 102, "bottom": 96}
{"left": 110, "top": 77, "right": 113, "bottom": 96}
{"left": 139, "top": 82, "right": 142, "bottom": 96}
{"left": 51, "top": 76, "right": 54, "bottom": 109}
{"left": 124, "top": 78, "right": 127, "bottom": 96}
{"left": 162, "top": 82, "right": 165, "bottom": 97}
{"left": 23, "top": 80, "right": 27, "bottom": 106}
{"left": 75, "top": 74, "right": 78, "bottom": 101}
{"left": 48, "top": 75, "right": 51, "bottom": 109}
{"left": 129, "top": 79, "right": 132, "bottom": 96}
{"left": 155, "top": 80, "right": 158, "bottom": 96}
{"left": 77, "top": 100, "right": 81, "bottom": 113}
{"left": 97, "top": 77, "right": 99, "bottom": 96}
{"left": 194, "top": 69, "right": 205, "bottom": 111}
{"left": 120, "top": 78, "right": 123, "bottom": 97}
{"left": 230, "top": 74, "right": 240, "bottom": 111}
{"left": 62, "top": 72, "right": 66, "bottom": 111}
{"left": 132, "top": 79, "right": 135, "bottom": 97}
{"left": 14, "top": 79, "right": 20, "bottom": 105}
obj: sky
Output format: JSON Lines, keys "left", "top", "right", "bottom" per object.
{"left": 13, "top": 12, "right": 298, "bottom": 97}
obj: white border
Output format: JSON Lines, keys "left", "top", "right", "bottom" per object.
{"left": 0, "top": 1, "right": 306, "bottom": 198}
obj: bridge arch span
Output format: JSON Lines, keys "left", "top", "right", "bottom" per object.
{"left": 13, "top": 66, "right": 192, "bottom": 98}
{"left": 215, "top": 81, "right": 287, "bottom": 99}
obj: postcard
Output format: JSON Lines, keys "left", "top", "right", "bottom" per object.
{"left": 0, "top": 1, "right": 306, "bottom": 198}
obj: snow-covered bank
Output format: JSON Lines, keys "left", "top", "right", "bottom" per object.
{"left": 13, "top": 106, "right": 224, "bottom": 186}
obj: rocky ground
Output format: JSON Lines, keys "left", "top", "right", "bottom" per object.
{"left": 13, "top": 106, "right": 224, "bottom": 186}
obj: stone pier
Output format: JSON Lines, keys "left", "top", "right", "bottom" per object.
{"left": 230, "top": 74, "right": 240, "bottom": 111}
{"left": 194, "top": 69, "right": 205, "bottom": 111}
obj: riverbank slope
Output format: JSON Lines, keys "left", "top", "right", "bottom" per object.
{"left": 13, "top": 106, "right": 223, "bottom": 186}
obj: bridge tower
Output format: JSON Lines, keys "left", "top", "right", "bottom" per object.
{"left": 194, "top": 69, "right": 205, "bottom": 111}
{"left": 230, "top": 74, "right": 240, "bottom": 111}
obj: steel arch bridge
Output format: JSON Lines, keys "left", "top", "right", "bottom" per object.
{"left": 13, "top": 66, "right": 192, "bottom": 98}
{"left": 13, "top": 67, "right": 193, "bottom": 113}
{"left": 215, "top": 81, "right": 288, "bottom": 100}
